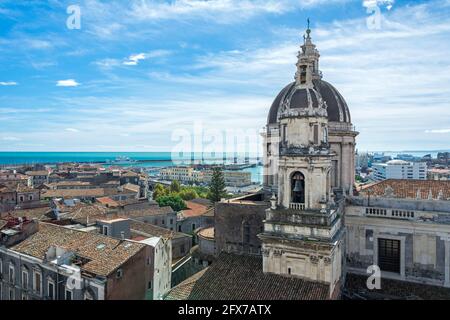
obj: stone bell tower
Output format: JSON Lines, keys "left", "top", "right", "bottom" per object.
{"left": 259, "top": 23, "right": 345, "bottom": 298}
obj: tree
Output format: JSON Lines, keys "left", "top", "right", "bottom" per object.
{"left": 152, "top": 183, "right": 168, "bottom": 200}
{"left": 170, "top": 180, "right": 181, "bottom": 193}
{"left": 208, "top": 167, "right": 226, "bottom": 202}
{"left": 179, "top": 189, "right": 199, "bottom": 201}
{"left": 156, "top": 195, "right": 187, "bottom": 212}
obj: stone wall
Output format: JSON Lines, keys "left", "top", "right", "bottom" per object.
{"left": 215, "top": 200, "right": 268, "bottom": 256}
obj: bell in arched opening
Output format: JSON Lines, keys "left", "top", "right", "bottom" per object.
{"left": 291, "top": 172, "right": 305, "bottom": 205}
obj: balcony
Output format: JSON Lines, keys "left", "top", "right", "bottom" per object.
{"left": 290, "top": 202, "right": 305, "bottom": 210}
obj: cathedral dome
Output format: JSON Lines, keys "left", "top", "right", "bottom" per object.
{"left": 267, "top": 25, "right": 351, "bottom": 126}
{"left": 267, "top": 79, "right": 351, "bottom": 125}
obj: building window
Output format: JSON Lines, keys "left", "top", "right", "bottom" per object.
{"left": 299, "top": 65, "right": 307, "bottom": 84}
{"left": 65, "top": 288, "right": 73, "bottom": 300}
{"left": 33, "top": 271, "right": 42, "bottom": 296}
{"left": 116, "top": 269, "right": 123, "bottom": 279}
{"left": 21, "top": 293, "right": 27, "bottom": 300}
{"left": 48, "top": 280, "right": 55, "bottom": 300}
{"left": 9, "top": 288, "right": 15, "bottom": 300}
{"left": 323, "top": 127, "right": 328, "bottom": 144}
{"left": 9, "top": 264, "right": 15, "bottom": 284}
{"left": 178, "top": 225, "right": 182, "bottom": 232}
{"left": 378, "top": 238, "right": 401, "bottom": 273}
{"left": 313, "top": 125, "right": 319, "bottom": 145}
{"left": 192, "top": 223, "right": 196, "bottom": 231}
{"left": 102, "top": 225, "right": 109, "bottom": 236}
{"left": 148, "top": 281, "right": 152, "bottom": 289}
{"left": 22, "top": 269, "right": 29, "bottom": 289}
{"left": 288, "top": 267, "right": 292, "bottom": 275}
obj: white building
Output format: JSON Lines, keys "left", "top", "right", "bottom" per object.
{"left": 160, "top": 166, "right": 252, "bottom": 187}
{"left": 372, "top": 160, "right": 427, "bottom": 181}
{"left": 139, "top": 236, "right": 172, "bottom": 300}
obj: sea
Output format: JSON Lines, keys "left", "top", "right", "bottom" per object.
{"left": 0, "top": 150, "right": 448, "bottom": 185}
{"left": 0, "top": 152, "right": 264, "bottom": 184}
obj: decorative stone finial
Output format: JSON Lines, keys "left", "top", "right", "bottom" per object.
{"left": 270, "top": 193, "right": 277, "bottom": 209}
{"left": 428, "top": 189, "right": 433, "bottom": 200}
{"left": 437, "top": 190, "right": 444, "bottom": 200}
{"left": 416, "top": 188, "right": 421, "bottom": 200}
{"left": 384, "top": 186, "right": 394, "bottom": 198}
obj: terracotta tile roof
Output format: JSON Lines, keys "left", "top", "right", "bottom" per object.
{"left": 96, "top": 197, "right": 119, "bottom": 208}
{"left": 181, "top": 201, "right": 211, "bottom": 218}
{"left": 12, "top": 222, "right": 145, "bottom": 277}
{"left": 41, "top": 188, "right": 106, "bottom": 199}
{"left": 7, "top": 207, "right": 52, "bottom": 220}
{"left": 122, "top": 206, "right": 174, "bottom": 218}
{"left": 103, "top": 188, "right": 136, "bottom": 196}
{"left": 16, "top": 184, "right": 38, "bottom": 193}
{"left": 68, "top": 204, "right": 108, "bottom": 223}
{"left": 189, "top": 198, "right": 213, "bottom": 207}
{"left": 122, "top": 183, "right": 140, "bottom": 193}
{"left": 26, "top": 170, "right": 49, "bottom": 176}
{"left": 131, "top": 236, "right": 148, "bottom": 241}
{"left": 129, "top": 220, "right": 190, "bottom": 240}
{"left": 0, "top": 185, "right": 13, "bottom": 193}
{"left": 165, "top": 269, "right": 208, "bottom": 300}
{"left": 344, "top": 273, "right": 450, "bottom": 300}
{"left": 165, "top": 253, "right": 330, "bottom": 300}
{"left": 51, "top": 181, "right": 92, "bottom": 187}
{"left": 121, "top": 171, "right": 139, "bottom": 177}
{"left": 359, "top": 179, "right": 450, "bottom": 200}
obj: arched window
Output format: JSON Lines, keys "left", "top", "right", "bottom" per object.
{"left": 291, "top": 172, "right": 305, "bottom": 204}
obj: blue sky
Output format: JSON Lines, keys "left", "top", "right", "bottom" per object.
{"left": 0, "top": 0, "right": 449, "bottom": 152}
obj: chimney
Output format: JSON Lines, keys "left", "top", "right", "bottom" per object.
{"left": 120, "top": 231, "right": 125, "bottom": 240}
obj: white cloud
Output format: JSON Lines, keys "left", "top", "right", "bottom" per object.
{"left": 123, "top": 50, "right": 171, "bottom": 66}
{"left": 123, "top": 53, "right": 147, "bottom": 66}
{"left": 425, "top": 129, "right": 450, "bottom": 134}
{"left": 65, "top": 128, "right": 80, "bottom": 133}
{"left": 25, "top": 39, "right": 53, "bottom": 49}
{"left": 128, "top": 0, "right": 351, "bottom": 23}
{"left": 94, "top": 58, "right": 121, "bottom": 70}
{"left": 2, "top": 136, "right": 21, "bottom": 141}
{"left": 57, "top": 79, "right": 80, "bottom": 87}
{"left": 363, "top": 0, "right": 394, "bottom": 8}
{"left": 0, "top": 81, "right": 18, "bottom": 86}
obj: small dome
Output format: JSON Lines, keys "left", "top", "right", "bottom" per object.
{"left": 267, "top": 79, "right": 351, "bottom": 125}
